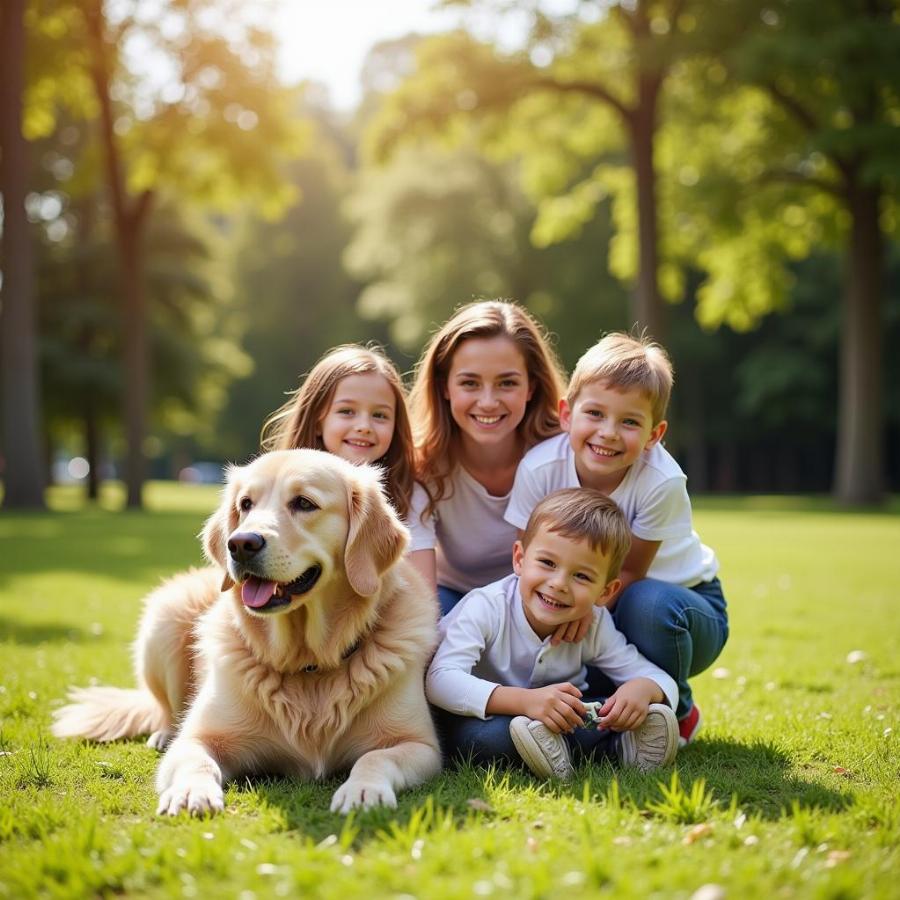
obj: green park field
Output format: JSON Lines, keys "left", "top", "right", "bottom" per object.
{"left": 1, "top": 486, "right": 898, "bottom": 898}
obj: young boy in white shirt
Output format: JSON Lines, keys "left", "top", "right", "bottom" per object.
{"left": 504, "top": 332, "right": 728, "bottom": 746}
{"left": 426, "top": 488, "right": 678, "bottom": 779}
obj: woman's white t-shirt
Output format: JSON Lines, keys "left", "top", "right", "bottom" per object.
{"left": 408, "top": 466, "right": 518, "bottom": 594}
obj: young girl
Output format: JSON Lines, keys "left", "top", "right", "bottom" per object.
{"left": 260, "top": 344, "right": 415, "bottom": 521}
{"left": 407, "top": 301, "right": 566, "bottom": 614}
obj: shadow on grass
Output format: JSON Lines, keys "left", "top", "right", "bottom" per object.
{"left": 0, "top": 616, "right": 88, "bottom": 645}
{"left": 615, "top": 737, "right": 849, "bottom": 819}
{"left": 0, "top": 509, "right": 207, "bottom": 587}
{"left": 228, "top": 735, "right": 849, "bottom": 846}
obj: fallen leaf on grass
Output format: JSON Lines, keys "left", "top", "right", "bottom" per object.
{"left": 683, "top": 823, "right": 714, "bottom": 845}
{"left": 466, "top": 798, "right": 493, "bottom": 813}
{"left": 832, "top": 766, "right": 851, "bottom": 776}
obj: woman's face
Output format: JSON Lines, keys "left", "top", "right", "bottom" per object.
{"left": 444, "top": 337, "right": 533, "bottom": 452}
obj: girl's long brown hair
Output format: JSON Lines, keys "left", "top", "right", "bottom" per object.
{"left": 409, "top": 301, "right": 565, "bottom": 516}
{"left": 260, "top": 344, "right": 415, "bottom": 519}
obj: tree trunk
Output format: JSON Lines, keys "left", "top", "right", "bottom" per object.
{"left": 834, "top": 180, "right": 884, "bottom": 505}
{"left": 75, "top": 196, "right": 101, "bottom": 503}
{"left": 84, "top": 394, "right": 100, "bottom": 501}
{"left": 0, "top": 0, "right": 46, "bottom": 508}
{"left": 628, "top": 73, "right": 665, "bottom": 342}
{"left": 119, "top": 223, "right": 149, "bottom": 508}
{"left": 85, "top": 1, "right": 152, "bottom": 509}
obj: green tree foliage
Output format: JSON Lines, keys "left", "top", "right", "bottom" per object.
{"left": 23, "top": 0, "right": 308, "bottom": 507}
{"left": 346, "top": 136, "right": 630, "bottom": 367}
{"left": 209, "top": 101, "right": 379, "bottom": 463}
{"left": 367, "top": 1, "right": 713, "bottom": 339}
{"left": 666, "top": 0, "right": 900, "bottom": 503}
{"left": 36, "top": 187, "right": 249, "bottom": 495}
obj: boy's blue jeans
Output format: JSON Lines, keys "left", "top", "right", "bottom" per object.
{"left": 433, "top": 700, "right": 618, "bottom": 767}
{"left": 589, "top": 576, "right": 729, "bottom": 721}
{"left": 437, "top": 585, "right": 465, "bottom": 617}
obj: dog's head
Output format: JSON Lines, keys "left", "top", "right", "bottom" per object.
{"left": 202, "top": 449, "right": 409, "bottom": 616}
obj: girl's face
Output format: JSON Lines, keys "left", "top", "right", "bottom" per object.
{"left": 444, "top": 337, "right": 533, "bottom": 451}
{"left": 318, "top": 372, "right": 396, "bottom": 465}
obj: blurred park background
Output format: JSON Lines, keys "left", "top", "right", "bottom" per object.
{"left": 2, "top": 0, "right": 898, "bottom": 511}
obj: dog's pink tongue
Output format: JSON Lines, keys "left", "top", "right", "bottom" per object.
{"left": 241, "top": 577, "right": 278, "bottom": 608}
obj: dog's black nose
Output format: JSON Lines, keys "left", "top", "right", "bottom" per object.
{"left": 228, "top": 532, "right": 266, "bottom": 562}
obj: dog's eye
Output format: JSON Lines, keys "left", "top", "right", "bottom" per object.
{"left": 239, "top": 497, "right": 253, "bottom": 512}
{"left": 290, "top": 495, "right": 318, "bottom": 513}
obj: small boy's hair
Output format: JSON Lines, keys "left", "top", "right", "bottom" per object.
{"left": 568, "top": 332, "right": 673, "bottom": 425}
{"left": 522, "top": 488, "right": 631, "bottom": 581}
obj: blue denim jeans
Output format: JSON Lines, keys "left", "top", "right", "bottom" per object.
{"left": 586, "top": 577, "right": 729, "bottom": 720}
{"left": 432, "top": 701, "right": 619, "bottom": 768}
{"left": 437, "top": 585, "right": 466, "bottom": 617}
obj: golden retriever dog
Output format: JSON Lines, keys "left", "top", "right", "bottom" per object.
{"left": 53, "top": 449, "right": 442, "bottom": 815}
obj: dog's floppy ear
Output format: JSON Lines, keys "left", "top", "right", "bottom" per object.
{"left": 200, "top": 465, "right": 241, "bottom": 590}
{"left": 344, "top": 467, "right": 409, "bottom": 597}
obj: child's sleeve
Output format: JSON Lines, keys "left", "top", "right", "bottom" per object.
{"left": 584, "top": 612, "right": 679, "bottom": 710}
{"left": 425, "top": 595, "right": 503, "bottom": 719}
{"left": 407, "top": 482, "right": 437, "bottom": 552}
{"left": 631, "top": 476, "right": 694, "bottom": 543}
{"left": 504, "top": 459, "right": 545, "bottom": 530}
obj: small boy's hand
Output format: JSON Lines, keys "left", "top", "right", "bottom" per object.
{"left": 596, "top": 678, "right": 662, "bottom": 732}
{"left": 550, "top": 611, "right": 593, "bottom": 646}
{"left": 523, "top": 683, "right": 586, "bottom": 734}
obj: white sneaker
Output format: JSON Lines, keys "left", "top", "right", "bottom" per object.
{"left": 509, "top": 716, "right": 574, "bottom": 779}
{"left": 616, "top": 703, "right": 678, "bottom": 772}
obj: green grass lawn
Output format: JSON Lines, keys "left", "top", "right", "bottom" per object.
{"left": 1, "top": 486, "right": 898, "bottom": 898}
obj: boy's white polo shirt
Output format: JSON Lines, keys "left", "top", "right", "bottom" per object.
{"left": 505, "top": 434, "right": 718, "bottom": 587}
{"left": 425, "top": 573, "right": 678, "bottom": 718}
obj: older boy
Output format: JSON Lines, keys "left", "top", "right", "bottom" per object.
{"left": 505, "top": 332, "right": 728, "bottom": 746}
{"left": 426, "top": 489, "right": 678, "bottom": 779}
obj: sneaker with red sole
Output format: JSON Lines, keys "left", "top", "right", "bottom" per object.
{"left": 678, "top": 704, "right": 702, "bottom": 747}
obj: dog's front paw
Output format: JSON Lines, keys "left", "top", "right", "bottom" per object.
{"left": 330, "top": 777, "right": 397, "bottom": 814}
{"left": 157, "top": 777, "right": 224, "bottom": 817}
{"left": 147, "top": 728, "right": 174, "bottom": 751}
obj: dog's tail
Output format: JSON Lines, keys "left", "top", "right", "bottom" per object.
{"left": 51, "top": 686, "right": 168, "bottom": 742}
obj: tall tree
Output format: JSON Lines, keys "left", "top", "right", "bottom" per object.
{"left": 0, "top": 0, "right": 45, "bottom": 508}
{"left": 38, "top": 195, "right": 249, "bottom": 495}
{"left": 26, "top": 0, "right": 307, "bottom": 507}
{"left": 369, "top": 1, "right": 705, "bottom": 339}
{"left": 666, "top": 0, "right": 900, "bottom": 504}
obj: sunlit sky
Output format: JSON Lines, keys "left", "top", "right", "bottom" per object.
{"left": 271, "top": 0, "right": 580, "bottom": 110}
{"left": 273, "top": 1, "right": 463, "bottom": 109}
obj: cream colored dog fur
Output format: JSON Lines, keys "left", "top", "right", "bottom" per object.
{"left": 53, "top": 449, "right": 442, "bottom": 815}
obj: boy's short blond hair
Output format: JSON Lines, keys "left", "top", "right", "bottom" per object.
{"left": 567, "top": 332, "right": 673, "bottom": 425}
{"left": 522, "top": 488, "right": 631, "bottom": 581}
